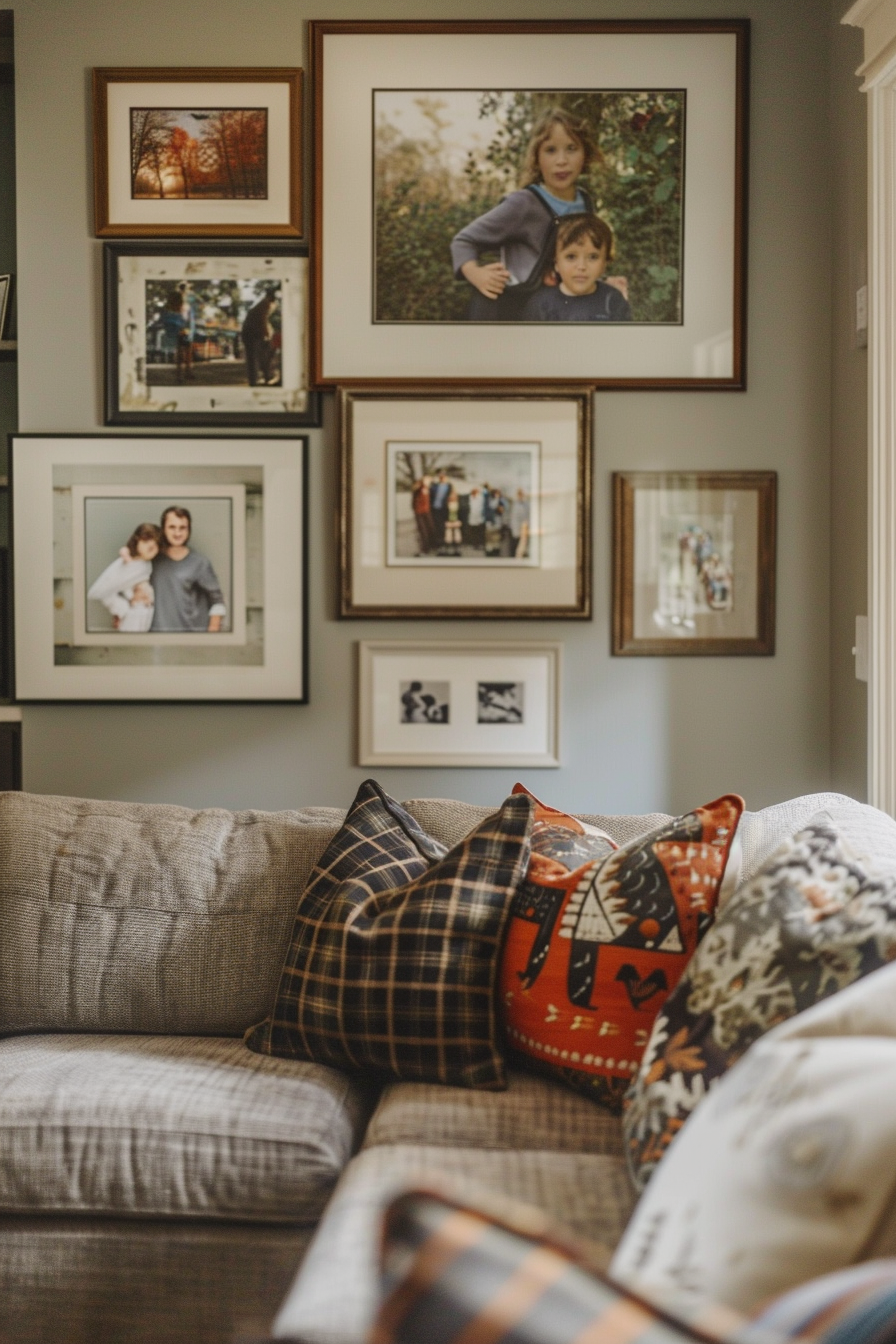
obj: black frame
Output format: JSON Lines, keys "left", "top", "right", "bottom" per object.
{"left": 103, "top": 241, "right": 321, "bottom": 428}
{"left": 9, "top": 432, "right": 310, "bottom": 705}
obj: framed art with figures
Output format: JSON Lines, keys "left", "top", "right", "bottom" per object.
{"left": 339, "top": 385, "right": 592, "bottom": 619}
{"left": 310, "top": 20, "right": 748, "bottom": 388}
{"left": 612, "top": 470, "right": 776, "bottom": 656}
{"left": 104, "top": 242, "right": 319, "bottom": 426}
{"left": 11, "top": 434, "right": 308, "bottom": 702}
{"left": 358, "top": 640, "right": 561, "bottom": 766}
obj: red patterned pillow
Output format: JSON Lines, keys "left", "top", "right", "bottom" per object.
{"left": 499, "top": 795, "right": 744, "bottom": 1110}
{"left": 514, "top": 783, "right": 618, "bottom": 872}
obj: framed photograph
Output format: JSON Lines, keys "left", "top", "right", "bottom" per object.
{"left": 310, "top": 20, "right": 748, "bottom": 388}
{"left": 612, "top": 470, "right": 776, "bottom": 656}
{"left": 11, "top": 435, "right": 308, "bottom": 702}
{"left": 339, "top": 386, "right": 591, "bottom": 619}
{"left": 104, "top": 242, "right": 319, "bottom": 427}
{"left": 0, "top": 274, "right": 10, "bottom": 339}
{"left": 93, "top": 67, "right": 303, "bottom": 237}
{"left": 358, "top": 640, "right": 561, "bottom": 766}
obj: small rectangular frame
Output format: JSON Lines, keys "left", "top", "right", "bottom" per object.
{"left": 358, "top": 639, "right": 561, "bottom": 767}
{"left": 340, "top": 385, "right": 592, "bottom": 619}
{"left": 93, "top": 67, "right": 303, "bottom": 238}
{"left": 612, "top": 469, "right": 776, "bottom": 655}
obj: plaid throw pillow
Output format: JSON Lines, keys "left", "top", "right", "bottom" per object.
{"left": 246, "top": 781, "right": 534, "bottom": 1089}
{"left": 500, "top": 795, "right": 744, "bottom": 1112}
{"left": 371, "top": 1189, "right": 748, "bottom": 1344}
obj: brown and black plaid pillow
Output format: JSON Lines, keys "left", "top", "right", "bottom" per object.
{"left": 245, "top": 781, "right": 534, "bottom": 1089}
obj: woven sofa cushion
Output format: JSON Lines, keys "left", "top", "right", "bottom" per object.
{"left": 611, "top": 962, "right": 896, "bottom": 1314}
{"left": 401, "top": 798, "right": 673, "bottom": 851}
{"left": 0, "top": 791, "right": 345, "bottom": 1035}
{"left": 363, "top": 1069, "right": 624, "bottom": 1157}
{"left": 0, "top": 1034, "right": 373, "bottom": 1223}
{"left": 272, "top": 1142, "right": 636, "bottom": 1344}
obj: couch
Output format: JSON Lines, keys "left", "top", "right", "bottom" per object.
{"left": 0, "top": 787, "right": 876, "bottom": 1344}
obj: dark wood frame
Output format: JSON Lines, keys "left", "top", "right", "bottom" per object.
{"left": 338, "top": 384, "right": 593, "bottom": 620}
{"left": 309, "top": 19, "right": 749, "bottom": 390}
{"left": 103, "top": 241, "right": 321, "bottom": 428}
{"left": 9, "top": 433, "right": 310, "bottom": 704}
{"left": 612, "top": 470, "right": 776, "bottom": 656}
{"left": 93, "top": 67, "right": 303, "bottom": 238}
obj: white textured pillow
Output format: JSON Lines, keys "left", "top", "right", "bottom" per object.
{"left": 611, "top": 960, "right": 896, "bottom": 1313}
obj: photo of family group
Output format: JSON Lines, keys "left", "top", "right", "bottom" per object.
{"left": 398, "top": 678, "right": 526, "bottom": 726}
{"left": 144, "top": 276, "right": 283, "bottom": 389}
{"left": 386, "top": 442, "right": 540, "bottom": 567}
{"left": 374, "top": 88, "right": 684, "bottom": 325}
{"left": 656, "top": 513, "right": 735, "bottom": 634}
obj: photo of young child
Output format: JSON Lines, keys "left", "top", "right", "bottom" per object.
{"left": 523, "top": 214, "right": 632, "bottom": 322}
{"left": 86, "top": 522, "right": 162, "bottom": 633}
{"left": 373, "top": 88, "right": 684, "bottom": 325}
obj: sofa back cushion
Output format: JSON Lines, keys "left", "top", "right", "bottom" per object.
{"left": 0, "top": 791, "right": 345, "bottom": 1035}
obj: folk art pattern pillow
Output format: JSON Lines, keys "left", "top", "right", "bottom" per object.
{"left": 500, "top": 793, "right": 744, "bottom": 1111}
{"left": 623, "top": 814, "right": 896, "bottom": 1188}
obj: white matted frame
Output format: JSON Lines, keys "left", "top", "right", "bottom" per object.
{"left": 310, "top": 20, "right": 748, "bottom": 388}
{"left": 93, "top": 67, "right": 303, "bottom": 238}
{"left": 11, "top": 435, "right": 308, "bottom": 703}
{"left": 339, "top": 386, "right": 592, "bottom": 618}
{"left": 358, "top": 640, "right": 561, "bottom": 767}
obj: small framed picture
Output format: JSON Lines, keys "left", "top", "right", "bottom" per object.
{"left": 11, "top": 435, "right": 308, "bottom": 702}
{"left": 104, "top": 242, "right": 319, "bottom": 427}
{"left": 358, "top": 640, "right": 561, "bottom": 766}
{"left": 339, "top": 386, "right": 592, "bottom": 619}
{"left": 310, "top": 20, "right": 748, "bottom": 387}
{"left": 0, "top": 275, "right": 11, "bottom": 340}
{"left": 93, "top": 67, "right": 303, "bottom": 237}
{"left": 612, "top": 470, "right": 776, "bottom": 656}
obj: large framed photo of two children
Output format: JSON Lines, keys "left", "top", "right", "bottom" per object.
{"left": 310, "top": 20, "right": 749, "bottom": 389}
{"left": 10, "top": 436, "right": 308, "bottom": 702}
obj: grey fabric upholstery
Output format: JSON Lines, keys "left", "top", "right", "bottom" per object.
{"left": 363, "top": 1069, "right": 624, "bottom": 1157}
{"left": 0, "top": 1216, "right": 313, "bottom": 1344}
{"left": 0, "top": 791, "right": 345, "bottom": 1036}
{"left": 272, "top": 1142, "right": 636, "bottom": 1344}
{"left": 402, "top": 797, "right": 672, "bottom": 850}
{"left": 737, "top": 793, "right": 896, "bottom": 887}
{"left": 0, "top": 1034, "right": 373, "bottom": 1222}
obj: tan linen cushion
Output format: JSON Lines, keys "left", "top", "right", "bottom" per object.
{"left": 611, "top": 961, "right": 896, "bottom": 1314}
{"left": 363, "top": 1069, "right": 623, "bottom": 1156}
{"left": 402, "top": 797, "right": 672, "bottom": 850}
{"left": 272, "top": 1142, "right": 635, "bottom": 1344}
{"left": 0, "top": 791, "right": 344, "bottom": 1035}
{"left": 0, "top": 1034, "right": 372, "bottom": 1222}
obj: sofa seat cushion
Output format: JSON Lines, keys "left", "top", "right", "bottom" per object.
{"left": 272, "top": 1143, "right": 636, "bottom": 1344}
{"left": 0, "top": 1034, "right": 373, "bottom": 1223}
{"left": 363, "top": 1070, "right": 623, "bottom": 1157}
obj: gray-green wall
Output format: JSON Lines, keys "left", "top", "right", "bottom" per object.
{"left": 2, "top": 0, "right": 863, "bottom": 814}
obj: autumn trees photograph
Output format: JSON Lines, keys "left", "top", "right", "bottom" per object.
{"left": 130, "top": 107, "right": 268, "bottom": 200}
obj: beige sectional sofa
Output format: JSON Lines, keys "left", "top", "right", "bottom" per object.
{"left": 0, "top": 787, "right": 873, "bottom": 1344}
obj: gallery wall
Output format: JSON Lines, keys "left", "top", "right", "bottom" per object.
{"left": 4, "top": 0, "right": 863, "bottom": 814}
